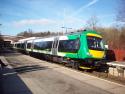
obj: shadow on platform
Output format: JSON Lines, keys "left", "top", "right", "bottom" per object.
{"left": 14, "top": 65, "right": 49, "bottom": 74}
{"left": 0, "top": 66, "right": 33, "bottom": 94}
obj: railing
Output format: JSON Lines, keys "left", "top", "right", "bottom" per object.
{"left": 107, "top": 61, "right": 125, "bottom": 78}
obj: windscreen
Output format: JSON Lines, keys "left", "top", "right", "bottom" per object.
{"left": 87, "top": 36, "right": 104, "bottom": 51}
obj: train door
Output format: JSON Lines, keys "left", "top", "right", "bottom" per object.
{"left": 52, "top": 37, "right": 59, "bottom": 55}
{"left": 31, "top": 40, "right": 34, "bottom": 52}
{"left": 24, "top": 41, "right": 27, "bottom": 51}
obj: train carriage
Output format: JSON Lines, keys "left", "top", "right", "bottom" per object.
{"left": 14, "top": 30, "right": 106, "bottom": 69}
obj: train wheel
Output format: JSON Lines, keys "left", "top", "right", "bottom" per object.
{"left": 72, "top": 61, "right": 79, "bottom": 70}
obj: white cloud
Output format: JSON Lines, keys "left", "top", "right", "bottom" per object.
{"left": 13, "top": 18, "right": 56, "bottom": 27}
{"left": 12, "top": 17, "right": 85, "bottom": 29}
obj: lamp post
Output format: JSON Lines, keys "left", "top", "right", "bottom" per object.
{"left": 61, "top": 27, "right": 72, "bottom": 34}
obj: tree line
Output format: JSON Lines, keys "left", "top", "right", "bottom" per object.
{"left": 16, "top": 26, "right": 125, "bottom": 50}
{"left": 17, "top": 30, "right": 64, "bottom": 38}
{"left": 96, "top": 27, "right": 125, "bottom": 49}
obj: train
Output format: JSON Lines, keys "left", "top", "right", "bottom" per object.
{"left": 13, "top": 30, "right": 107, "bottom": 70}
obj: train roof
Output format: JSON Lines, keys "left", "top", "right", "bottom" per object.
{"left": 19, "top": 37, "right": 37, "bottom": 42}
{"left": 16, "top": 30, "right": 101, "bottom": 43}
{"left": 34, "top": 37, "right": 54, "bottom": 42}
{"left": 66, "top": 29, "right": 100, "bottom": 36}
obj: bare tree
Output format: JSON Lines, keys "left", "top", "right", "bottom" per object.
{"left": 119, "top": 27, "right": 125, "bottom": 49}
{"left": 117, "top": 0, "right": 125, "bottom": 22}
{"left": 86, "top": 16, "right": 99, "bottom": 30}
{"left": 17, "top": 29, "right": 33, "bottom": 37}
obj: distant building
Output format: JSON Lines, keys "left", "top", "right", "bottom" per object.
{"left": 0, "top": 35, "right": 25, "bottom": 48}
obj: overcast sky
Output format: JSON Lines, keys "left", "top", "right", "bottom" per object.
{"left": 0, "top": 0, "right": 117, "bottom": 35}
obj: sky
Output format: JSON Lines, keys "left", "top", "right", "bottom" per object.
{"left": 0, "top": 0, "right": 118, "bottom": 36}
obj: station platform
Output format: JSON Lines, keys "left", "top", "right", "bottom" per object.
{"left": 0, "top": 55, "right": 125, "bottom": 94}
{"left": 50, "top": 63, "right": 125, "bottom": 94}
{"left": 0, "top": 57, "right": 32, "bottom": 94}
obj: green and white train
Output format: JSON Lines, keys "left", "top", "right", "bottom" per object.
{"left": 14, "top": 30, "right": 107, "bottom": 69}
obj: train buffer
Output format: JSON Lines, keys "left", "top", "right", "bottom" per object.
{"left": 107, "top": 61, "right": 125, "bottom": 78}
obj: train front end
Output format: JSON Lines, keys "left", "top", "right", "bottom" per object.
{"left": 86, "top": 32, "right": 107, "bottom": 69}
{"left": 79, "top": 30, "right": 107, "bottom": 70}
{"left": 87, "top": 33, "right": 105, "bottom": 59}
